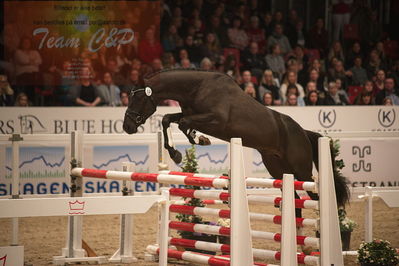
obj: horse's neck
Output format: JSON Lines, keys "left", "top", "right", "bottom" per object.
{"left": 152, "top": 72, "right": 198, "bottom": 104}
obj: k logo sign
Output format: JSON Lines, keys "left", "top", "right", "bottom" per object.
{"left": 318, "top": 109, "right": 336, "bottom": 128}
{"left": 378, "top": 109, "right": 396, "bottom": 128}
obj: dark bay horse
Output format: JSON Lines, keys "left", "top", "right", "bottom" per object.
{"left": 123, "top": 69, "right": 349, "bottom": 207}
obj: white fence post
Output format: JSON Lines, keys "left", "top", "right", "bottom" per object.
{"left": 65, "top": 130, "right": 85, "bottom": 259}
{"left": 364, "top": 186, "right": 373, "bottom": 242}
{"left": 109, "top": 162, "right": 137, "bottom": 263}
{"left": 159, "top": 188, "right": 170, "bottom": 266}
{"left": 281, "top": 174, "right": 298, "bottom": 266}
{"left": 10, "top": 134, "right": 23, "bottom": 246}
{"left": 319, "top": 137, "right": 344, "bottom": 266}
{"left": 230, "top": 138, "right": 254, "bottom": 266}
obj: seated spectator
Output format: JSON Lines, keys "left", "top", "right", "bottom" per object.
{"left": 58, "top": 60, "right": 75, "bottom": 106}
{"left": 125, "top": 69, "right": 141, "bottom": 91}
{"left": 324, "top": 81, "right": 349, "bottom": 105}
{"left": 152, "top": 58, "right": 163, "bottom": 72}
{"left": 305, "top": 81, "right": 317, "bottom": 93}
{"left": 309, "top": 58, "right": 326, "bottom": 78}
{"left": 304, "top": 90, "right": 322, "bottom": 106}
{"left": 346, "top": 42, "right": 364, "bottom": 69}
{"left": 280, "top": 71, "right": 305, "bottom": 103}
{"left": 223, "top": 55, "right": 241, "bottom": 81}
{"left": 289, "top": 19, "right": 307, "bottom": 48}
{"left": 285, "top": 84, "right": 305, "bottom": 106}
{"left": 265, "top": 44, "right": 285, "bottom": 81}
{"left": 240, "top": 70, "right": 257, "bottom": 88}
{"left": 120, "top": 91, "right": 129, "bottom": 107}
{"left": 162, "top": 53, "right": 176, "bottom": 69}
{"left": 131, "top": 58, "right": 142, "bottom": 72}
{"left": 138, "top": 27, "right": 163, "bottom": 64}
{"left": 285, "top": 9, "right": 299, "bottom": 44}
{"left": 227, "top": 16, "right": 249, "bottom": 50}
{"left": 200, "top": 33, "right": 221, "bottom": 65}
{"left": 288, "top": 45, "right": 308, "bottom": 72}
{"left": 270, "top": 11, "right": 284, "bottom": 31}
{"left": 327, "top": 41, "right": 345, "bottom": 65}
{"left": 207, "top": 15, "right": 229, "bottom": 47}
{"left": 350, "top": 57, "right": 368, "bottom": 86}
{"left": 243, "top": 82, "right": 257, "bottom": 99}
{"left": 72, "top": 67, "right": 101, "bottom": 107}
{"left": 200, "top": 57, "right": 213, "bottom": 70}
{"left": 373, "top": 69, "right": 386, "bottom": 95}
{"left": 390, "top": 60, "right": 399, "bottom": 92}
{"left": 335, "top": 78, "right": 350, "bottom": 103}
{"left": 375, "top": 41, "right": 388, "bottom": 66}
{"left": 192, "top": 18, "right": 205, "bottom": 46}
{"left": 258, "top": 69, "right": 281, "bottom": 105}
{"left": 14, "top": 92, "right": 30, "bottom": 107}
{"left": 328, "top": 60, "right": 351, "bottom": 90}
{"left": 0, "top": 74, "right": 14, "bottom": 106}
{"left": 307, "top": 18, "right": 328, "bottom": 57}
{"left": 115, "top": 45, "right": 131, "bottom": 75}
{"left": 162, "top": 24, "right": 183, "bottom": 53}
{"left": 262, "top": 91, "right": 274, "bottom": 106}
{"left": 183, "top": 35, "right": 202, "bottom": 65}
{"left": 352, "top": 80, "right": 374, "bottom": 105}
{"left": 267, "top": 23, "right": 292, "bottom": 55}
{"left": 360, "top": 11, "right": 382, "bottom": 49}
{"left": 375, "top": 77, "right": 399, "bottom": 105}
{"left": 246, "top": 16, "right": 266, "bottom": 53}
{"left": 383, "top": 97, "right": 393, "bottom": 106}
{"left": 14, "top": 36, "right": 42, "bottom": 102}
{"left": 365, "top": 50, "right": 386, "bottom": 79}
{"left": 97, "top": 72, "right": 121, "bottom": 106}
{"left": 308, "top": 68, "right": 326, "bottom": 92}
{"left": 241, "top": 42, "right": 267, "bottom": 80}
{"left": 175, "top": 49, "right": 195, "bottom": 68}
{"left": 106, "top": 58, "right": 126, "bottom": 89}
{"left": 285, "top": 92, "right": 299, "bottom": 106}
{"left": 260, "top": 12, "right": 273, "bottom": 36}
{"left": 355, "top": 90, "right": 373, "bottom": 105}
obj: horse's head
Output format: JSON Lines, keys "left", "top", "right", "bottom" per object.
{"left": 123, "top": 86, "right": 157, "bottom": 134}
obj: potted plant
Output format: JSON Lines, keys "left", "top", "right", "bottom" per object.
{"left": 175, "top": 145, "right": 217, "bottom": 254}
{"left": 357, "top": 239, "right": 399, "bottom": 266}
{"left": 338, "top": 208, "right": 357, "bottom": 251}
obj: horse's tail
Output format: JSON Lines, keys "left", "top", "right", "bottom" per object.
{"left": 305, "top": 130, "right": 350, "bottom": 207}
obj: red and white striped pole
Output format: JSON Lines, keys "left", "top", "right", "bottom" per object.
{"left": 169, "top": 204, "right": 317, "bottom": 228}
{"left": 167, "top": 237, "right": 319, "bottom": 265}
{"left": 168, "top": 221, "right": 320, "bottom": 248}
{"left": 146, "top": 244, "right": 279, "bottom": 266}
{"left": 169, "top": 188, "right": 319, "bottom": 209}
{"left": 71, "top": 168, "right": 229, "bottom": 188}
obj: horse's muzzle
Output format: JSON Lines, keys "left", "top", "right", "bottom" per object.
{"left": 123, "top": 119, "right": 138, "bottom": 134}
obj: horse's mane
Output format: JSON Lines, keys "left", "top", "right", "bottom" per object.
{"left": 144, "top": 68, "right": 235, "bottom": 82}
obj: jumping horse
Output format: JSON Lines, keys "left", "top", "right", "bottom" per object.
{"left": 123, "top": 69, "right": 349, "bottom": 209}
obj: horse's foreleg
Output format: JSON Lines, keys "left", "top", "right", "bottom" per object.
{"left": 162, "top": 113, "right": 183, "bottom": 164}
{"left": 178, "top": 113, "right": 224, "bottom": 146}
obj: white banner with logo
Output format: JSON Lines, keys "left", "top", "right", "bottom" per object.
{"left": 0, "top": 106, "right": 398, "bottom": 135}
{"left": 0, "top": 106, "right": 398, "bottom": 195}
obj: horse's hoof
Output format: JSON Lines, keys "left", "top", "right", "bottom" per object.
{"left": 169, "top": 150, "right": 182, "bottom": 164}
{"left": 198, "top": 135, "right": 211, "bottom": 146}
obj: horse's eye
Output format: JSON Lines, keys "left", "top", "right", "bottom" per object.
{"left": 136, "top": 115, "right": 143, "bottom": 124}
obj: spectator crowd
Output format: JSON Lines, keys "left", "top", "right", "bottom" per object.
{"left": 1, "top": 0, "right": 398, "bottom": 107}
